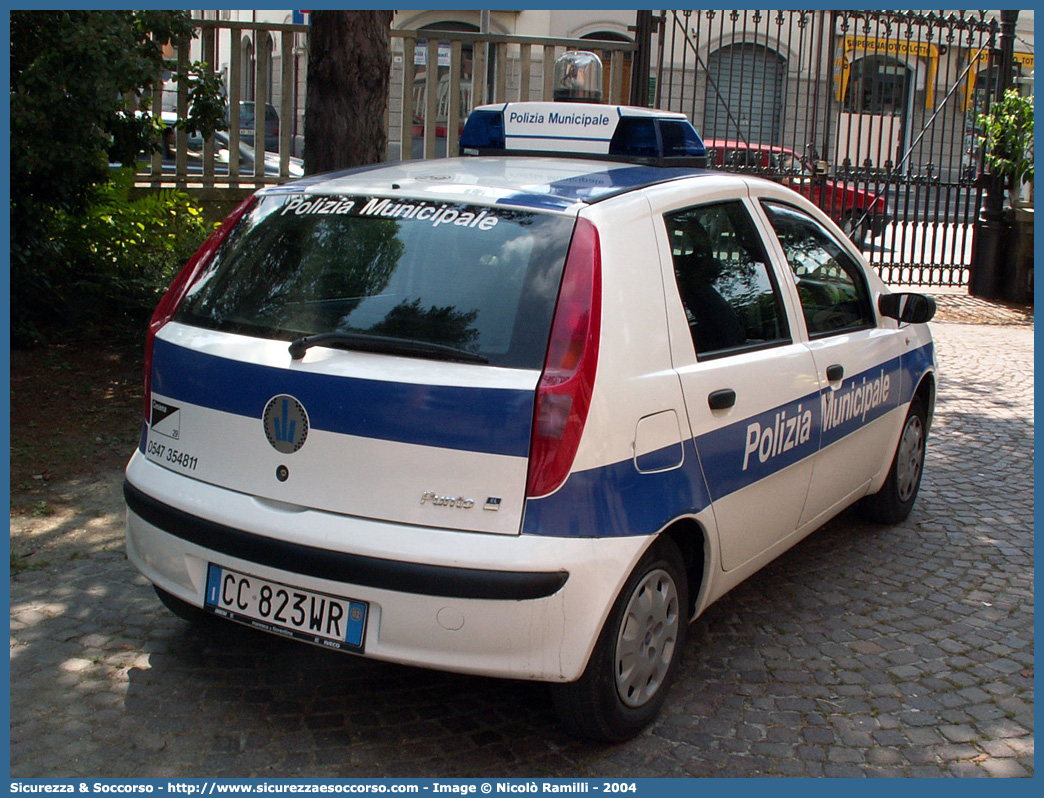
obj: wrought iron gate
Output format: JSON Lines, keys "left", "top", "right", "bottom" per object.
{"left": 652, "top": 10, "right": 1007, "bottom": 287}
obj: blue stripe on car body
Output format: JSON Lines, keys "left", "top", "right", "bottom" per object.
{"left": 900, "top": 342, "right": 935, "bottom": 405}
{"left": 150, "top": 337, "right": 535, "bottom": 458}
{"left": 521, "top": 440, "right": 712, "bottom": 539}
{"left": 147, "top": 335, "right": 933, "bottom": 541}
{"left": 696, "top": 387, "right": 823, "bottom": 503}
{"left": 522, "top": 347, "right": 934, "bottom": 539}
{"left": 817, "top": 357, "right": 903, "bottom": 449}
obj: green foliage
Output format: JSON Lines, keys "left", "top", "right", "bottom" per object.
{"left": 978, "top": 88, "right": 1035, "bottom": 189}
{"left": 171, "top": 62, "right": 229, "bottom": 138}
{"left": 11, "top": 169, "right": 213, "bottom": 346}
{"left": 10, "top": 10, "right": 226, "bottom": 345}
{"left": 10, "top": 10, "right": 225, "bottom": 211}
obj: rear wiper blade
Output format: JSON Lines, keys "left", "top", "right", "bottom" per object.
{"left": 288, "top": 331, "right": 488, "bottom": 364}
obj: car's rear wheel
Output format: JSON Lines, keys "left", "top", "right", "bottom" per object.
{"left": 861, "top": 397, "right": 927, "bottom": 524}
{"left": 551, "top": 537, "right": 688, "bottom": 741}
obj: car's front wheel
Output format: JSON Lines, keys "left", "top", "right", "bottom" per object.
{"left": 861, "top": 397, "right": 927, "bottom": 523}
{"left": 551, "top": 537, "right": 688, "bottom": 741}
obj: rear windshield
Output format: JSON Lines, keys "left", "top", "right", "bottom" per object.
{"left": 176, "top": 193, "right": 576, "bottom": 369}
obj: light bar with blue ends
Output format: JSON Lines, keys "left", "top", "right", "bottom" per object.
{"left": 459, "top": 102, "right": 709, "bottom": 167}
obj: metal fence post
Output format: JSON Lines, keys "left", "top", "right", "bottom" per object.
{"left": 630, "top": 10, "right": 654, "bottom": 107}
{"left": 969, "top": 10, "right": 1018, "bottom": 299}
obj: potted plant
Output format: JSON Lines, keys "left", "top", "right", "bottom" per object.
{"left": 978, "top": 87, "right": 1034, "bottom": 302}
{"left": 979, "top": 87, "right": 1034, "bottom": 208}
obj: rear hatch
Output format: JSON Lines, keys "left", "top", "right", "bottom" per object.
{"left": 145, "top": 191, "right": 576, "bottom": 535}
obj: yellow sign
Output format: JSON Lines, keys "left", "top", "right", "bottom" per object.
{"left": 846, "top": 35, "right": 938, "bottom": 60}
{"left": 968, "top": 49, "right": 1034, "bottom": 69}
{"left": 834, "top": 35, "right": 940, "bottom": 108}
{"left": 962, "top": 50, "right": 1035, "bottom": 111}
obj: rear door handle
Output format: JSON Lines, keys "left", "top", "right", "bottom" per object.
{"left": 708, "top": 389, "right": 736, "bottom": 410}
{"left": 826, "top": 364, "right": 845, "bottom": 383}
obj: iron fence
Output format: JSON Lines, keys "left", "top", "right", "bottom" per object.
{"left": 136, "top": 19, "right": 634, "bottom": 188}
{"left": 141, "top": 12, "right": 1026, "bottom": 287}
{"left": 653, "top": 10, "right": 1010, "bottom": 286}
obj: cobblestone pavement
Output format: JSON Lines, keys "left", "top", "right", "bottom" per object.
{"left": 10, "top": 315, "right": 1033, "bottom": 778}
{"left": 930, "top": 288, "right": 1034, "bottom": 327}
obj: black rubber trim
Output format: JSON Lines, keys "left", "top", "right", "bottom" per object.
{"left": 124, "top": 481, "right": 568, "bottom": 601}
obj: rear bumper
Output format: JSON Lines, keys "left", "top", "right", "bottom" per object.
{"left": 124, "top": 452, "right": 648, "bottom": 682}
{"left": 125, "top": 481, "right": 567, "bottom": 601}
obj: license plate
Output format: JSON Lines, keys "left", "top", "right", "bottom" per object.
{"left": 204, "top": 564, "right": 367, "bottom": 653}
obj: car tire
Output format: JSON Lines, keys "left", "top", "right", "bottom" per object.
{"left": 551, "top": 537, "right": 688, "bottom": 742}
{"left": 860, "top": 397, "right": 927, "bottom": 524}
{"left": 154, "top": 585, "right": 217, "bottom": 627}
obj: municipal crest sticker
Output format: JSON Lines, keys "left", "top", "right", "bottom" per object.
{"left": 263, "top": 395, "right": 309, "bottom": 454}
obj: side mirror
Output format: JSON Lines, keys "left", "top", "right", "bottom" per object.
{"left": 813, "top": 160, "right": 829, "bottom": 176}
{"left": 879, "top": 292, "right": 937, "bottom": 324}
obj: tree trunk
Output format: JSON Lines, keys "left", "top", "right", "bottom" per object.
{"left": 305, "top": 10, "right": 392, "bottom": 174}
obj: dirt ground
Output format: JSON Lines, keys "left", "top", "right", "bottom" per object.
{"left": 8, "top": 290, "right": 1032, "bottom": 573}
{"left": 9, "top": 341, "right": 143, "bottom": 571}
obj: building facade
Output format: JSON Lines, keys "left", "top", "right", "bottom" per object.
{"left": 181, "top": 9, "right": 1032, "bottom": 177}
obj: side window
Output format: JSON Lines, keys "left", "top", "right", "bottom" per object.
{"left": 761, "top": 201, "right": 875, "bottom": 337}
{"left": 665, "top": 201, "right": 790, "bottom": 358}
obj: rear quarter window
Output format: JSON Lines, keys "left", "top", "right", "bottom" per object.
{"left": 665, "top": 200, "right": 791, "bottom": 358}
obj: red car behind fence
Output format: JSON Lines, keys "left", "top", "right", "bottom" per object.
{"left": 704, "top": 139, "right": 890, "bottom": 246}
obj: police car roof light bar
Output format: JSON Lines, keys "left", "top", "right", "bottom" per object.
{"left": 459, "top": 102, "right": 710, "bottom": 168}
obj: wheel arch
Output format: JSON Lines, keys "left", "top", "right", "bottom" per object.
{"left": 659, "top": 516, "right": 711, "bottom": 621}
{"left": 913, "top": 369, "right": 936, "bottom": 431}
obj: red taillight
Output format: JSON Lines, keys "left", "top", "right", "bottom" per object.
{"left": 525, "top": 218, "right": 602, "bottom": 498}
{"left": 142, "top": 194, "right": 257, "bottom": 420}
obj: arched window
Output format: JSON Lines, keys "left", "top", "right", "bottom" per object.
{"left": 242, "top": 37, "right": 255, "bottom": 101}
{"left": 704, "top": 43, "right": 786, "bottom": 145}
{"left": 843, "top": 55, "right": 911, "bottom": 116}
{"left": 265, "top": 33, "right": 275, "bottom": 104}
{"left": 579, "top": 31, "right": 633, "bottom": 103}
{"left": 839, "top": 54, "right": 913, "bottom": 169}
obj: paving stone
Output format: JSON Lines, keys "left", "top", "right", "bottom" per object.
{"left": 948, "top": 762, "right": 990, "bottom": 777}
{"left": 867, "top": 747, "right": 902, "bottom": 766}
{"left": 865, "top": 766, "right": 907, "bottom": 778}
{"left": 823, "top": 763, "right": 866, "bottom": 777}
{"left": 980, "top": 759, "right": 1031, "bottom": 778}
{"left": 940, "top": 724, "right": 978, "bottom": 743}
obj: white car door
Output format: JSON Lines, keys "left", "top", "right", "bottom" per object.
{"left": 653, "top": 194, "right": 822, "bottom": 572}
{"left": 757, "top": 199, "right": 902, "bottom": 527}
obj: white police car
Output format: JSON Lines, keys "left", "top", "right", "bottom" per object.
{"left": 125, "top": 67, "right": 936, "bottom": 742}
